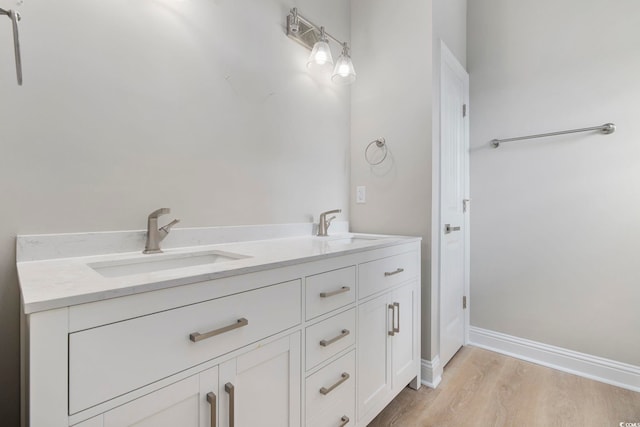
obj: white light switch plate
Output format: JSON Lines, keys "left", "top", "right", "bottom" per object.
{"left": 356, "top": 186, "right": 366, "bottom": 204}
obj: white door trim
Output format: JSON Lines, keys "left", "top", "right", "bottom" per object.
{"left": 435, "top": 41, "right": 470, "bottom": 370}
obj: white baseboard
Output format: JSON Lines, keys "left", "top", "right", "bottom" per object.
{"left": 469, "top": 326, "right": 640, "bottom": 392}
{"left": 421, "top": 356, "right": 443, "bottom": 388}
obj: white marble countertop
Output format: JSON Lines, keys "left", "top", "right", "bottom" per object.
{"left": 17, "top": 229, "right": 420, "bottom": 314}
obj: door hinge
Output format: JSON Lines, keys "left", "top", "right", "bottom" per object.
{"left": 463, "top": 104, "right": 467, "bottom": 117}
{"left": 463, "top": 296, "right": 467, "bottom": 309}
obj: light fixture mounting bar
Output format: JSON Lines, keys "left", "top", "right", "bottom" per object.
{"left": 286, "top": 8, "right": 347, "bottom": 51}
{"left": 0, "top": 6, "right": 22, "bottom": 85}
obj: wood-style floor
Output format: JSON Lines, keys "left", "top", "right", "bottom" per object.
{"left": 368, "top": 346, "right": 640, "bottom": 427}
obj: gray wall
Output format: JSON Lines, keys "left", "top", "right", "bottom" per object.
{"left": 350, "top": 0, "right": 433, "bottom": 358}
{"left": 433, "top": 0, "right": 466, "bottom": 69}
{"left": 468, "top": 0, "right": 640, "bottom": 365}
{"left": 0, "top": 0, "right": 350, "bottom": 424}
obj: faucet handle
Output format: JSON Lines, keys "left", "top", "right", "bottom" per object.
{"left": 326, "top": 215, "right": 336, "bottom": 226}
{"left": 160, "top": 219, "right": 180, "bottom": 232}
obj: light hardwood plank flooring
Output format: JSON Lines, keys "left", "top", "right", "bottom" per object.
{"left": 368, "top": 346, "right": 640, "bottom": 427}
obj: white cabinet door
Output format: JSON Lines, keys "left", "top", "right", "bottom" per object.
{"left": 218, "top": 334, "right": 301, "bottom": 427}
{"left": 103, "top": 372, "right": 207, "bottom": 427}
{"left": 199, "top": 367, "right": 219, "bottom": 427}
{"left": 391, "top": 282, "right": 418, "bottom": 393}
{"left": 357, "top": 294, "right": 391, "bottom": 420}
{"left": 358, "top": 281, "right": 420, "bottom": 422}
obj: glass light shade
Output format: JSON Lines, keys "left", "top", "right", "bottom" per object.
{"left": 331, "top": 53, "right": 356, "bottom": 84}
{"left": 307, "top": 40, "right": 334, "bottom": 71}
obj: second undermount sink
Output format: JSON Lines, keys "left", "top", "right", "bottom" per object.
{"left": 88, "top": 250, "right": 250, "bottom": 278}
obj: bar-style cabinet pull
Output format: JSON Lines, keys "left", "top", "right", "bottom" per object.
{"left": 384, "top": 268, "right": 404, "bottom": 277}
{"left": 393, "top": 302, "right": 400, "bottom": 334}
{"left": 319, "top": 372, "right": 350, "bottom": 395}
{"left": 388, "top": 304, "right": 396, "bottom": 336}
{"left": 339, "top": 415, "right": 350, "bottom": 426}
{"left": 320, "top": 286, "right": 350, "bottom": 298}
{"left": 225, "top": 383, "right": 235, "bottom": 427}
{"left": 320, "top": 329, "right": 350, "bottom": 347}
{"left": 206, "top": 392, "right": 216, "bottom": 427}
{"left": 190, "top": 318, "right": 248, "bottom": 343}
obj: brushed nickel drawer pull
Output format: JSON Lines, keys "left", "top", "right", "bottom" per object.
{"left": 190, "top": 318, "right": 248, "bottom": 343}
{"left": 319, "top": 372, "right": 350, "bottom": 395}
{"left": 320, "top": 286, "right": 350, "bottom": 298}
{"left": 384, "top": 268, "right": 404, "bottom": 277}
{"left": 320, "top": 329, "right": 350, "bottom": 347}
{"left": 206, "top": 392, "right": 216, "bottom": 427}
{"left": 225, "top": 382, "right": 235, "bottom": 427}
{"left": 339, "top": 415, "right": 350, "bottom": 426}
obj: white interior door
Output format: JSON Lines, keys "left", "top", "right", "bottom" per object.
{"left": 439, "top": 42, "right": 469, "bottom": 369}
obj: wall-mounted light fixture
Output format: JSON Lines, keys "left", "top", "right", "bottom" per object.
{"left": 286, "top": 8, "right": 356, "bottom": 85}
{"left": 0, "top": 6, "right": 22, "bottom": 85}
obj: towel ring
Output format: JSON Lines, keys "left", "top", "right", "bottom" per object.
{"left": 365, "top": 138, "right": 387, "bottom": 165}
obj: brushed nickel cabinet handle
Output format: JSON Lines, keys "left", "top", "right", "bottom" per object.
{"left": 320, "top": 329, "right": 350, "bottom": 347}
{"left": 393, "top": 302, "right": 400, "bottom": 334}
{"left": 339, "top": 415, "right": 350, "bottom": 426}
{"left": 206, "top": 392, "right": 216, "bottom": 427}
{"left": 225, "top": 382, "right": 235, "bottom": 427}
{"left": 320, "top": 286, "right": 350, "bottom": 298}
{"left": 190, "top": 318, "right": 248, "bottom": 343}
{"left": 319, "top": 372, "right": 350, "bottom": 395}
{"left": 388, "top": 304, "right": 396, "bottom": 336}
{"left": 384, "top": 268, "right": 404, "bottom": 277}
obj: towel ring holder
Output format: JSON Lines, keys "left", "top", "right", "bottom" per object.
{"left": 365, "top": 138, "right": 387, "bottom": 165}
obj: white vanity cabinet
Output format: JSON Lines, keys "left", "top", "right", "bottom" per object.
{"left": 357, "top": 253, "right": 420, "bottom": 426}
{"left": 20, "top": 235, "right": 420, "bottom": 427}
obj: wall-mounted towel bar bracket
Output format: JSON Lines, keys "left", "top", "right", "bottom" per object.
{"left": 491, "top": 123, "right": 615, "bottom": 148}
{"left": 0, "top": 6, "right": 22, "bottom": 85}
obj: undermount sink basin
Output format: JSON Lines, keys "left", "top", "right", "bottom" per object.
{"left": 88, "top": 250, "right": 249, "bottom": 278}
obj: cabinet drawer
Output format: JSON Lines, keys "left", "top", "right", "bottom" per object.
{"left": 306, "top": 266, "right": 356, "bottom": 320}
{"left": 69, "top": 279, "right": 301, "bottom": 414}
{"left": 359, "top": 251, "right": 418, "bottom": 299}
{"left": 306, "top": 350, "right": 355, "bottom": 427}
{"left": 306, "top": 309, "right": 355, "bottom": 370}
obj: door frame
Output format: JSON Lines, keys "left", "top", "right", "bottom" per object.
{"left": 432, "top": 40, "right": 470, "bottom": 375}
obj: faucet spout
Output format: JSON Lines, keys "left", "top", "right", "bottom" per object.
{"left": 149, "top": 208, "right": 170, "bottom": 218}
{"left": 143, "top": 208, "right": 180, "bottom": 254}
{"left": 317, "top": 209, "right": 342, "bottom": 237}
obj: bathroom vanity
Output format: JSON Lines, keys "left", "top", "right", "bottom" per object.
{"left": 18, "top": 226, "right": 421, "bottom": 427}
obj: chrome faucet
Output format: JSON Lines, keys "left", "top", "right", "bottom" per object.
{"left": 143, "top": 208, "right": 180, "bottom": 254}
{"left": 317, "top": 209, "right": 342, "bottom": 237}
